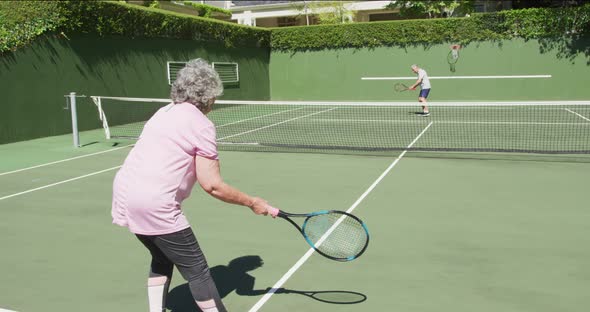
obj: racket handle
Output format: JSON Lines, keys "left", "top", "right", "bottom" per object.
{"left": 269, "top": 207, "right": 280, "bottom": 218}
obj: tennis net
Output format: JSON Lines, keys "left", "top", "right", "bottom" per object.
{"left": 89, "top": 96, "right": 590, "bottom": 156}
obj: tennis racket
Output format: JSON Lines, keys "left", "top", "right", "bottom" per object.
{"left": 447, "top": 47, "right": 460, "bottom": 65}
{"left": 447, "top": 45, "right": 460, "bottom": 72}
{"left": 269, "top": 207, "right": 369, "bottom": 262}
{"left": 394, "top": 83, "right": 411, "bottom": 92}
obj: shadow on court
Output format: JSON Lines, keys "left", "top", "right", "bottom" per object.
{"left": 166, "top": 255, "right": 367, "bottom": 311}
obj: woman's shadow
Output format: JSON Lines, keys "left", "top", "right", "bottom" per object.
{"left": 166, "top": 255, "right": 366, "bottom": 312}
{"left": 167, "top": 255, "right": 265, "bottom": 312}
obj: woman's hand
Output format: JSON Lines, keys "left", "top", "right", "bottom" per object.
{"left": 249, "top": 197, "right": 273, "bottom": 216}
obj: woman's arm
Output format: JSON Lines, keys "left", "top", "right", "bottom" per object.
{"left": 195, "top": 156, "right": 271, "bottom": 215}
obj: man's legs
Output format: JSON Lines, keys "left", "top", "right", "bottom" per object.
{"left": 419, "top": 97, "right": 429, "bottom": 115}
{"left": 418, "top": 88, "right": 431, "bottom": 116}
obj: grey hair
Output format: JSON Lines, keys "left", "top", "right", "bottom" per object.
{"left": 170, "top": 58, "right": 223, "bottom": 112}
{"left": 411, "top": 64, "right": 418, "bottom": 69}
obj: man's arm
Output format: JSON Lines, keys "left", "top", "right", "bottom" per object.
{"left": 410, "top": 77, "right": 422, "bottom": 90}
{"left": 195, "top": 156, "right": 270, "bottom": 215}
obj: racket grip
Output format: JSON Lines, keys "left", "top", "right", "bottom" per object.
{"left": 269, "top": 207, "right": 280, "bottom": 218}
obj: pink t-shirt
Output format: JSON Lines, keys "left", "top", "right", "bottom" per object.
{"left": 111, "top": 102, "right": 218, "bottom": 235}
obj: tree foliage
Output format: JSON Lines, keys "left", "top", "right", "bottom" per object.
{"left": 308, "top": 1, "right": 356, "bottom": 25}
{"left": 512, "top": 0, "right": 587, "bottom": 9}
{"left": 0, "top": 1, "right": 66, "bottom": 52}
{"left": 182, "top": 1, "right": 232, "bottom": 18}
{"left": 386, "top": 0, "right": 475, "bottom": 18}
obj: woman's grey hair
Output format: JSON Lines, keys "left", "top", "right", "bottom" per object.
{"left": 170, "top": 58, "right": 223, "bottom": 112}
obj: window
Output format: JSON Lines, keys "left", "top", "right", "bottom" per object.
{"left": 212, "top": 62, "right": 239, "bottom": 83}
{"left": 277, "top": 16, "right": 299, "bottom": 27}
{"left": 167, "top": 61, "right": 187, "bottom": 85}
{"left": 369, "top": 13, "right": 398, "bottom": 22}
{"left": 167, "top": 61, "right": 239, "bottom": 85}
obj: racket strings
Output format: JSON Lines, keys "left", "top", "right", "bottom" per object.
{"left": 304, "top": 213, "right": 368, "bottom": 259}
{"left": 394, "top": 83, "right": 408, "bottom": 92}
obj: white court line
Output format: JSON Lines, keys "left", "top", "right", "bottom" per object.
{"left": 0, "top": 104, "right": 300, "bottom": 177}
{"left": 218, "top": 142, "right": 260, "bottom": 146}
{"left": 248, "top": 122, "right": 434, "bottom": 312}
{"left": 0, "top": 144, "right": 132, "bottom": 176}
{"left": 0, "top": 110, "right": 337, "bottom": 201}
{"left": 88, "top": 96, "right": 590, "bottom": 107}
{"left": 564, "top": 108, "right": 590, "bottom": 122}
{"left": 362, "top": 75, "right": 552, "bottom": 80}
{"left": 311, "top": 119, "right": 590, "bottom": 125}
{"left": 217, "top": 107, "right": 304, "bottom": 127}
{"left": 0, "top": 308, "right": 18, "bottom": 312}
{"left": 213, "top": 100, "right": 590, "bottom": 107}
{"left": 218, "top": 108, "right": 337, "bottom": 141}
{"left": 0, "top": 166, "right": 122, "bottom": 201}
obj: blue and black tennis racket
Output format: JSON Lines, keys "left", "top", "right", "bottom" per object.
{"left": 270, "top": 208, "right": 369, "bottom": 262}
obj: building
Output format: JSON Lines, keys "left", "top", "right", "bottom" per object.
{"left": 229, "top": 1, "right": 397, "bottom": 27}
{"left": 182, "top": 1, "right": 514, "bottom": 27}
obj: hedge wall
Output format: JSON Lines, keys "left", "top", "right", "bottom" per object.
{"left": 0, "top": 1, "right": 66, "bottom": 52}
{"left": 0, "top": 0, "right": 270, "bottom": 53}
{"left": 271, "top": 4, "right": 590, "bottom": 51}
{"left": 3, "top": 2, "right": 588, "bottom": 54}
{"left": 62, "top": 1, "right": 269, "bottom": 47}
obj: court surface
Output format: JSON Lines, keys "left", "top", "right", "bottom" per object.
{"left": 1, "top": 126, "right": 589, "bottom": 312}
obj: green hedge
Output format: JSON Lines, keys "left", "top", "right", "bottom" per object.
{"left": 499, "top": 5, "right": 590, "bottom": 38}
{"left": 271, "top": 4, "right": 590, "bottom": 51}
{"left": 0, "top": 1, "right": 66, "bottom": 52}
{"left": 0, "top": 1, "right": 269, "bottom": 53}
{"left": 62, "top": 1, "right": 269, "bottom": 48}
{"left": 2, "top": 1, "right": 589, "bottom": 54}
{"left": 182, "top": 1, "right": 231, "bottom": 18}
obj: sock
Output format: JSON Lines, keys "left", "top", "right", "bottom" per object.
{"left": 197, "top": 299, "right": 219, "bottom": 312}
{"left": 148, "top": 277, "right": 170, "bottom": 312}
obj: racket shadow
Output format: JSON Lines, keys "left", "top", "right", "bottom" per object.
{"left": 271, "top": 288, "right": 367, "bottom": 304}
{"left": 166, "top": 255, "right": 366, "bottom": 311}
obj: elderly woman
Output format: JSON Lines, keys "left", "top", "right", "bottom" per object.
{"left": 112, "top": 59, "right": 273, "bottom": 312}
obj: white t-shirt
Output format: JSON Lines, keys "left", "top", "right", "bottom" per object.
{"left": 417, "top": 68, "right": 431, "bottom": 89}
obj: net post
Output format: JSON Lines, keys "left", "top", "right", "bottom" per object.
{"left": 69, "top": 92, "right": 80, "bottom": 148}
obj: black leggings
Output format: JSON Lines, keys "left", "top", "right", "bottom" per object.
{"left": 136, "top": 227, "right": 227, "bottom": 311}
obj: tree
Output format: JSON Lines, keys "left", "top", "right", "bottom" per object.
{"left": 289, "top": 0, "right": 311, "bottom": 25}
{"left": 291, "top": 1, "right": 355, "bottom": 25}
{"left": 385, "top": 0, "right": 474, "bottom": 19}
{"left": 512, "top": 0, "right": 586, "bottom": 9}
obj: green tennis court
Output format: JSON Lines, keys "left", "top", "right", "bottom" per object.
{"left": 3, "top": 1, "right": 590, "bottom": 311}
{"left": 1, "top": 108, "right": 589, "bottom": 311}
